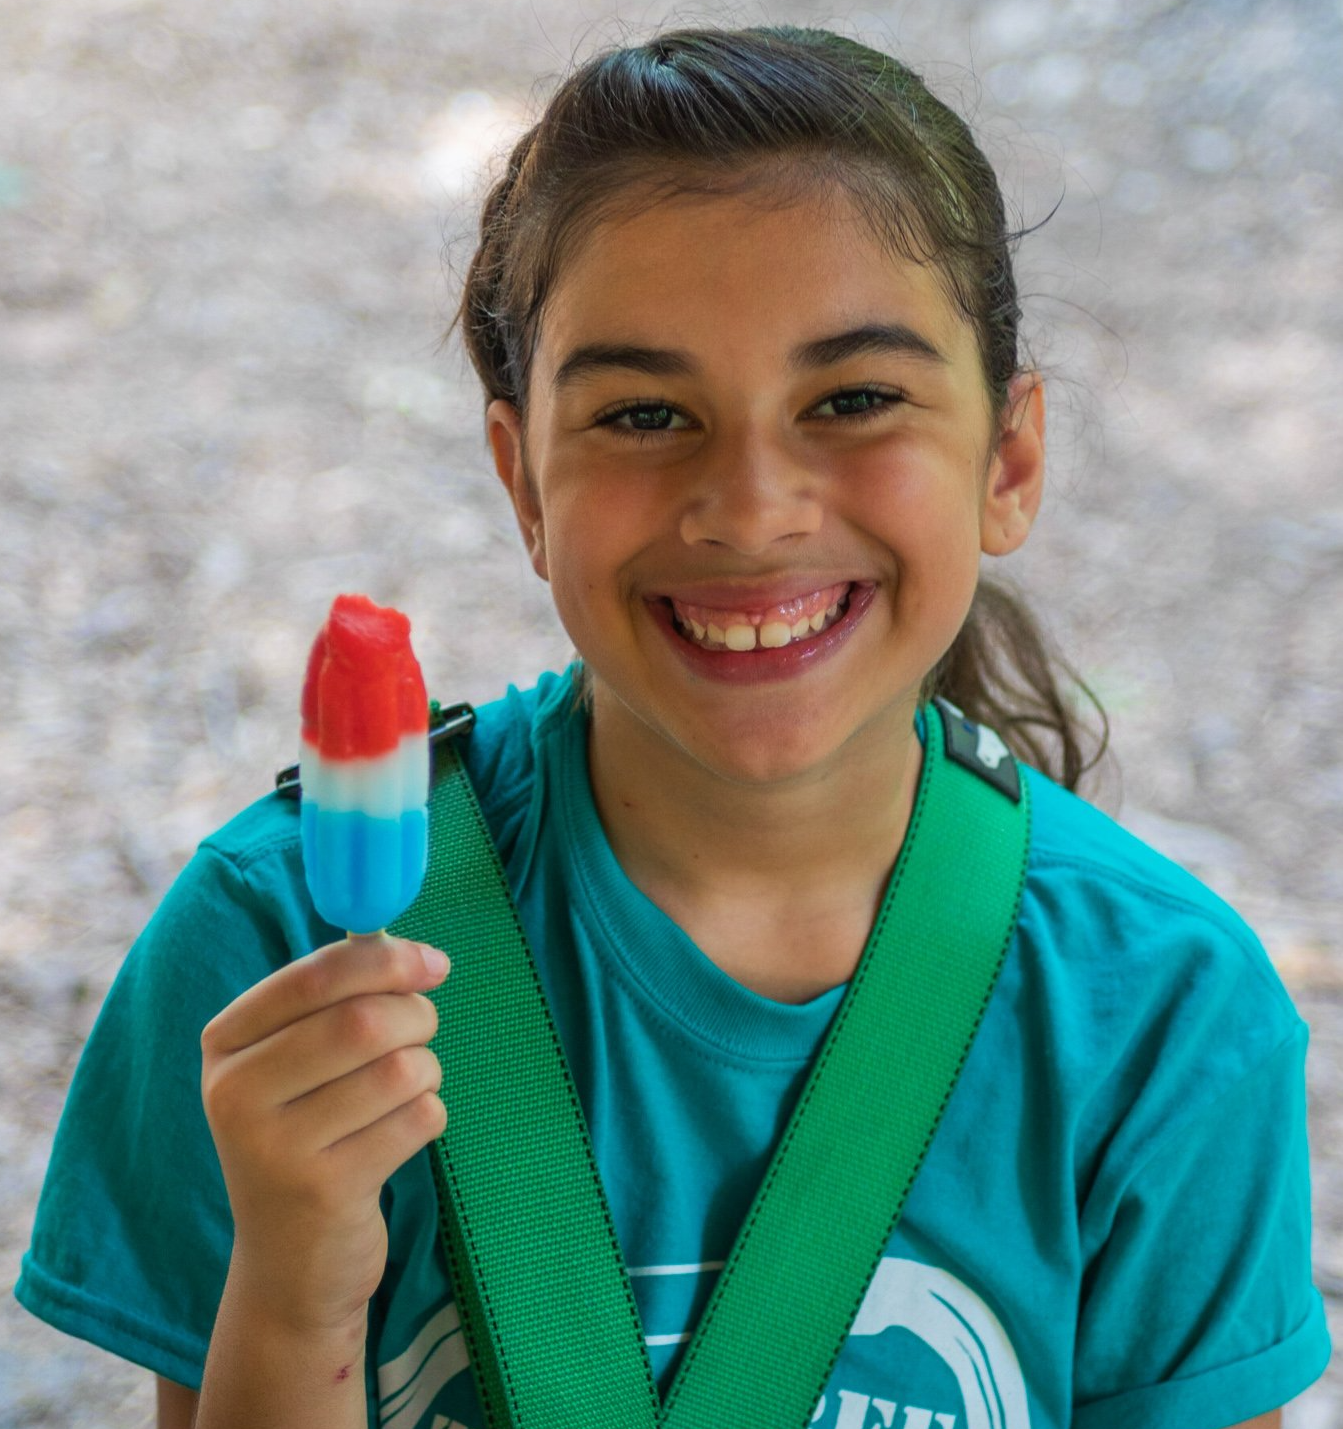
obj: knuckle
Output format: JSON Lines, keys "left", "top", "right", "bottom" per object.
{"left": 201, "top": 1064, "right": 244, "bottom": 1131}
{"left": 200, "top": 1056, "right": 228, "bottom": 1106}
{"left": 338, "top": 997, "right": 388, "bottom": 1050}
{"left": 415, "top": 1090, "right": 448, "bottom": 1138}
{"left": 291, "top": 953, "right": 334, "bottom": 1007}
{"left": 377, "top": 1046, "right": 424, "bottom": 1098}
{"left": 376, "top": 936, "right": 408, "bottom": 981}
{"left": 200, "top": 1003, "right": 240, "bottom": 1059}
{"left": 413, "top": 1047, "right": 445, "bottom": 1097}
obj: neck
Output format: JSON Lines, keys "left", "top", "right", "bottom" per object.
{"left": 585, "top": 679, "right": 924, "bottom": 965}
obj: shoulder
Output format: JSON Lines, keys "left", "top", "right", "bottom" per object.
{"left": 1021, "top": 763, "right": 1284, "bottom": 986}
{"left": 114, "top": 790, "right": 314, "bottom": 1009}
{"left": 452, "top": 665, "right": 578, "bottom": 858}
{"left": 455, "top": 669, "right": 573, "bottom": 812}
{"left": 1015, "top": 762, "right": 1304, "bottom": 1107}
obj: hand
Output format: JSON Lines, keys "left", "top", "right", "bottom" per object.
{"left": 200, "top": 933, "right": 451, "bottom": 1333}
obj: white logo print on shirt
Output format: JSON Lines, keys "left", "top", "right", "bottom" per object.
{"left": 377, "top": 1257, "right": 1029, "bottom": 1428}
{"left": 809, "top": 1258, "right": 1031, "bottom": 1429}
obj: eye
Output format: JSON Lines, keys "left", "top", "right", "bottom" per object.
{"left": 593, "top": 400, "right": 691, "bottom": 444}
{"left": 809, "top": 385, "right": 907, "bottom": 424}
{"left": 591, "top": 384, "right": 907, "bottom": 444}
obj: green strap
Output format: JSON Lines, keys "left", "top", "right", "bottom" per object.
{"left": 392, "top": 698, "right": 1030, "bottom": 1428}
{"left": 662, "top": 700, "right": 1028, "bottom": 1426}
{"left": 391, "top": 740, "right": 660, "bottom": 1428}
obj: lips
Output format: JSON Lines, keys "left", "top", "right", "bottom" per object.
{"left": 646, "top": 580, "right": 878, "bottom": 684}
{"left": 668, "top": 584, "right": 852, "bottom": 651}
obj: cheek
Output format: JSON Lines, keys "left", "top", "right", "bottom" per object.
{"left": 841, "top": 457, "right": 979, "bottom": 557}
{"left": 547, "top": 473, "right": 667, "bottom": 571}
{"left": 838, "top": 454, "right": 984, "bottom": 638}
{"left": 538, "top": 493, "right": 632, "bottom": 621}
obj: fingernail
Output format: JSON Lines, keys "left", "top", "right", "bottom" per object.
{"left": 419, "top": 944, "right": 450, "bottom": 979}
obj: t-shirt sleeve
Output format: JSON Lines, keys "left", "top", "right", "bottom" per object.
{"left": 14, "top": 832, "right": 308, "bottom": 1389}
{"left": 1072, "top": 1020, "right": 1332, "bottom": 1429}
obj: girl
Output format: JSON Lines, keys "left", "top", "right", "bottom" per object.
{"left": 16, "top": 24, "right": 1330, "bottom": 1429}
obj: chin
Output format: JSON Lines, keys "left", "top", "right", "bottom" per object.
{"left": 671, "top": 706, "right": 860, "bottom": 789}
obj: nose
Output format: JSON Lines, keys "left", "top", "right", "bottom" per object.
{"left": 678, "top": 435, "right": 823, "bottom": 553}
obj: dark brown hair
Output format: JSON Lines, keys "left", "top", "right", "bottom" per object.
{"left": 444, "top": 24, "right": 1111, "bottom": 793}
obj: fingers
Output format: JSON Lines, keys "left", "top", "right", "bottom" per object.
{"left": 291, "top": 1043, "right": 447, "bottom": 1158}
{"left": 202, "top": 934, "right": 450, "bottom": 1056}
{"left": 197, "top": 936, "right": 454, "bottom": 1323}
{"left": 318, "top": 1079, "right": 450, "bottom": 1203}
{"left": 200, "top": 934, "right": 452, "bottom": 1175}
{"left": 235, "top": 990, "right": 441, "bottom": 1108}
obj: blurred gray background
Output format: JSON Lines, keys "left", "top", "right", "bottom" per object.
{"left": 2, "top": 0, "right": 1339, "bottom": 1422}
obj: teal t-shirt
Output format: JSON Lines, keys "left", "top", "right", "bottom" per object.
{"left": 16, "top": 666, "right": 1332, "bottom": 1427}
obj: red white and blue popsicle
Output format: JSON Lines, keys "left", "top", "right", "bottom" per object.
{"left": 299, "top": 593, "right": 429, "bottom": 935}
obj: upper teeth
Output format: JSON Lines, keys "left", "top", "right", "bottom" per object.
{"left": 679, "top": 599, "right": 844, "bottom": 652}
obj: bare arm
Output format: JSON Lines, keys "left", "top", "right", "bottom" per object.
{"left": 192, "top": 1287, "right": 368, "bottom": 1429}
{"left": 155, "top": 1301, "right": 367, "bottom": 1429}
{"left": 154, "top": 1300, "right": 367, "bottom": 1429}
{"left": 186, "top": 933, "right": 449, "bottom": 1429}
{"left": 156, "top": 1377, "right": 198, "bottom": 1429}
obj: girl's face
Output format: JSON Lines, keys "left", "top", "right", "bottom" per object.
{"left": 486, "top": 182, "right": 1045, "bottom": 788}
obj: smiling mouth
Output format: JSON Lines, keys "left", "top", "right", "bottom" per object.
{"left": 664, "top": 582, "right": 855, "bottom": 653}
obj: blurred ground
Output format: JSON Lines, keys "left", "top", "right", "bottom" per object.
{"left": 1, "top": 0, "right": 1340, "bottom": 1421}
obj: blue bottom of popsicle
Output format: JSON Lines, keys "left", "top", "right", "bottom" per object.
{"left": 301, "top": 804, "right": 428, "bottom": 935}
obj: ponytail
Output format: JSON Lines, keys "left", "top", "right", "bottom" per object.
{"left": 925, "top": 578, "right": 1111, "bottom": 794}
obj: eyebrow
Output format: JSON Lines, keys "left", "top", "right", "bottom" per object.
{"left": 550, "top": 321, "right": 951, "bottom": 393}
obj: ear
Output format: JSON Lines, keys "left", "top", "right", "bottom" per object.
{"left": 486, "top": 398, "right": 549, "bottom": 581}
{"left": 980, "top": 372, "right": 1046, "bottom": 557}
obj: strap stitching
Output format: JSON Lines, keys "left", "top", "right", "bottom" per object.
{"left": 418, "top": 706, "right": 1027, "bottom": 1426}
{"left": 806, "top": 768, "right": 1033, "bottom": 1408}
{"left": 664, "top": 708, "right": 1029, "bottom": 1417}
{"left": 427, "top": 740, "right": 660, "bottom": 1425}
{"left": 663, "top": 706, "right": 938, "bottom": 1404}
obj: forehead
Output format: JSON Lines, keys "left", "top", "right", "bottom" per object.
{"left": 535, "top": 182, "right": 973, "bottom": 379}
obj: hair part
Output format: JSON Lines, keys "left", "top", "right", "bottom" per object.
{"left": 445, "top": 24, "right": 1112, "bottom": 794}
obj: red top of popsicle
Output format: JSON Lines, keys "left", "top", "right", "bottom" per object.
{"left": 301, "top": 593, "right": 428, "bottom": 759}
